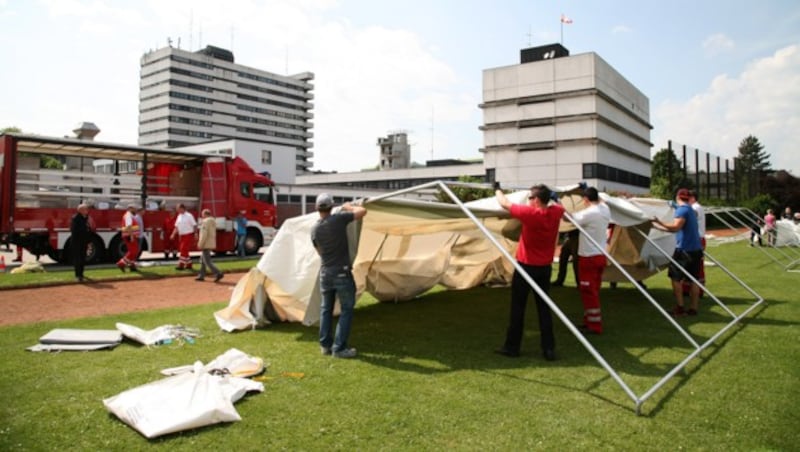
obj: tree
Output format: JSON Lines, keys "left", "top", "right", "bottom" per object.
{"left": 734, "top": 135, "right": 771, "bottom": 199}
{"left": 3, "top": 126, "right": 63, "bottom": 169}
{"left": 435, "top": 175, "right": 492, "bottom": 203}
{"left": 736, "top": 135, "right": 771, "bottom": 171}
{"left": 650, "top": 148, "right": 690, "bottom": 199}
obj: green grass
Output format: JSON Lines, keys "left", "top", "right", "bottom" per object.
{"left": 0, "top": 257, "right": 260, "bottom": 289}
{"left": 0, "top": 242, "right": 798, "bottom": 450}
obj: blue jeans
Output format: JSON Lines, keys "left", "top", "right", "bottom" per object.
{"left": 319, "top": 267, "right": 356, "bottom": 352}
{"left": 236, "top": 234, "right": 246, "bottom": 256}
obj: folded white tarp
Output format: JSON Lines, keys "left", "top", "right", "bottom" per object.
{"left": 27, "top": 328, "right": 122, "bottom": 352}
{"left": 115, "top": 322, "right": 200, "bottom": 346}
{"left": 103, "top": 360, "right": 263, "bottom": 438}
{"left": 160, "top": 348, "right": 265, "bottom": 378}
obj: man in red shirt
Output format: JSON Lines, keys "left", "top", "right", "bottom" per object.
{"left": 494, "top": 183, "right": 565, "bottom": 361}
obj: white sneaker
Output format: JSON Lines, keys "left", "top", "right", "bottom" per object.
{"left": 332, "top": 348, "right": 357, "bottom": 359}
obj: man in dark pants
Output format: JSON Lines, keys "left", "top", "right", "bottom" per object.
{"left": 311, "top": 193, "right": 367, "bottom": 359}
{"left": 552, "top": 229, "right": 579, "bottom": 287}
{"left": 70, "top": 204, "right": 92, "bottom": 282}
{"left": 494, "top": 183, "right": 565, "bottom": 361}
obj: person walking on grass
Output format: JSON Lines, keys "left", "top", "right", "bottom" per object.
{"left": 195, "top": 209, "right": 223, "bottom": 283}
{"left": 651, "top": 188, "right": 703, "bottom": 317}
{"left": 70, "top": 203, "right": 92, "bottom": 282}
{"left": 311, "top": 193, "right": 367, "bottom": 359}
{"left": 235, "top": 210, "right": 248, "bottom": 257}
{"left": 494, "top": 183, "right": 564, "bottom": 361}
{"left": 570, "top": 186, "right": 611, "bottom": 335}
{"left": 116, "top": 204, "right": 140, "bottom": 272}
{"left": 171, "top": 203, "right": 197, "bottom": 270}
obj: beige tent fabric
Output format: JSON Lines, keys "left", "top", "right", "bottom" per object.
{"left": 214, "top": 186, "right": 681, "bottom": 330}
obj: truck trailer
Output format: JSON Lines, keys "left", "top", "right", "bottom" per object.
{"left": 0, "top": 133, "right": 277, "bottom": 264}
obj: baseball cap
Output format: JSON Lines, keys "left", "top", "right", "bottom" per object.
{"left": 676, "top": 188, "right": 690, "bottom": 201}
{"left": 315, "top": 193, "right": 334, "bottom": 210}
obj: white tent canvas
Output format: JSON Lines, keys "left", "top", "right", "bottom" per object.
{"left": 215, "top": 186, "right": 677, "bottom": 330}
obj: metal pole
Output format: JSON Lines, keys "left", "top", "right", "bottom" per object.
{"left": 436, "top": 182, "right": 642, "bottom": 407}
{"left": 632, "top": 227, "right": 735, "bottom": 318}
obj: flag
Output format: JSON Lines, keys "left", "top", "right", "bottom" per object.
{"left": 561, "top": 14, "right": 573, "bottom": 24}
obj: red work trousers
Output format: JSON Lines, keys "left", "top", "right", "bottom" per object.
{"left": 177, "top": 233, "right": 194, "bottom": 269}
{"left": 117, "top": 235, "right": 139, "bottom": 268}
{"left": 578, "top": 254, "right": 606, "bottom": 333}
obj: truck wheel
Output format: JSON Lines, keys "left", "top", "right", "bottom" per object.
{"left": 62, "top": 235, "right": 106, "bottom": 265}
{"left": 108, "top": 235, "right": 126, "bottom": 263}
{"left": 85, "top": 235, "right": 105, "bottom": 264}
{"left": 244, "top": 228, "right": 263, "bottom": 255}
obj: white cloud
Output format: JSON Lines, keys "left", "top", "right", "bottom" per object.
{"left": 702, "top": 33, "right": 735, "bottom": 56}
{"left": 0, "top": 0, "right": 480, "bottom": 172}
{"left": 612, "top": 25, "right": 632, "bottom": 35}
{"left": 653, "top": 43, "right": 800, "bottom": 175}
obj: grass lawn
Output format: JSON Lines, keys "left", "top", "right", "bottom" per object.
{"left": 0, "top": 241, "right": 798, "bottom": 450}
{"left": 0, "top": 257, "right": 261, "bottom": 289}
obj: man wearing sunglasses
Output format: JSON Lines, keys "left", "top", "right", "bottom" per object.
{"left": 494, "top": 183, "right": 565, "bottom": 361}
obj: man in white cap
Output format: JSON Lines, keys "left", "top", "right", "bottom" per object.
{"left": 311, "top": 193, "right": 367, "bottom": 359}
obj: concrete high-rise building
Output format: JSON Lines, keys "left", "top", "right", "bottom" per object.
{"left": 138, "top": 45, "right": 315, "bottom": 173}
{"left": 378, "top": 131, "right": 411, "bottom": 170}
{"left": 480, "top": 44, "right": 652, "bottom": 193}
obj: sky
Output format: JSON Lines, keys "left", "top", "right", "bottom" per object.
{"left": 1, "top": 0, "right": 799, "bottom": 175}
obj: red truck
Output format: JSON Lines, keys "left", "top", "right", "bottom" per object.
{"left": 0, "top": 133, "right": 277, "bottom": 264}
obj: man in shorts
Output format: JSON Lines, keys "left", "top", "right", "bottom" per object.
{"left": 652, "top": 188, "right": 703, "bottom": 316}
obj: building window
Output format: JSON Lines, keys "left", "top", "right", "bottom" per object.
{"left": 582, "top": 163, "right": 650, "bottom": 188}
{"left": 261, "top": 150, "right": 272, "bottom": 165}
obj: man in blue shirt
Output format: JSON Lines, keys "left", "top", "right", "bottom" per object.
{"left": 311, "top": 193, "right": 367, "bottom": 359}
{"left": 652, "top": 188, "right": 703, "bottom": 316}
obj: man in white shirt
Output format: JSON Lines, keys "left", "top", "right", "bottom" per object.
{"left": 570, "top": 187, "right": 611, "bottom": 335}
{"left": 170, "top": 203, "right": 197, "bottom": 270}
{"left": 685, "top": 190, "right": 706, "bottom": 296}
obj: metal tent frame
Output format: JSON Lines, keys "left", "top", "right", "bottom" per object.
{"left": 705, "top": 206, "right": 800, "bottom": 272}
{"left": 365, "top": 180, "right": 765, "bottom": 415}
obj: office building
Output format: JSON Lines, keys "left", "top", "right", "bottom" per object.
{"left": 138, "top": 45, "right": 315, "bottom": 173}
{"left": 481, "top": 44, "right": 652, "bottom": 193}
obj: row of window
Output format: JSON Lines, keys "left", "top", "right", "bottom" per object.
{"left": 237, "top": 104, "right": 307, "bottom": 122}
{"left": 237, "top": 93, "right": 308, "bottom": 113}
{"left": 238, "top": 71, "right": 306, "bottom": 91}
{"left": 235, "top": 127, "right": 305, "bottom": 141}
{"left": 236, "top": 115, "right": 306, "bottom": 131}
{"left": 237, "top": 81, "right": 309, "bottom": 102}
{"left": 582, "top": 163, "right": 650, "bottom": 188}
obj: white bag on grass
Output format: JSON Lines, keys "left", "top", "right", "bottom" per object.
{"left": 103, "top": 361, "right": 263, "bottom": 438}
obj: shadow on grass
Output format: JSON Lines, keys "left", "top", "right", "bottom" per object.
{"left": 265, "top": 282, "right": 782, "bottom": 414}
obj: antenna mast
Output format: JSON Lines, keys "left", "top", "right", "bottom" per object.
{"left": 430, "top": 106, "right": 435, "bottom": 160}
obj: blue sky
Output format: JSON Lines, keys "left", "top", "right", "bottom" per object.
{"left": 1, "top": 0, "right": 798, "bottom": 175}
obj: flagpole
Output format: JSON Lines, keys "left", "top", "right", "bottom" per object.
{"left": 560, "top": 20, "right": 563, "bottom": 44}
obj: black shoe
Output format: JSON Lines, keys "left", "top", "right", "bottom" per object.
{"left": 195, "top": 276, "right": 205, "bottom": 281}
{"left": 542, "top": 349, "right": 557, "bottom": 361}
{"left": 76, "top": 276, "right": 84, "bottom": 282}
{"left": 129, "top": 266, "right": 138, "bottom": 272}
{"left": 551, "top": 281, "right": 563, "bottom": 287}
{"left": 494, "top": 347, "right": 520, "bottom": 358}
{"left": 214, "top": 273, "right": 224, "bottom": 282}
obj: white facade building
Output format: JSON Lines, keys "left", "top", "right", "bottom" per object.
{"left": 481, "top": 45, "right": 652, "bottom": 193}
{"left": 138, "top": 45, "right": 315, "bottom": 174}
